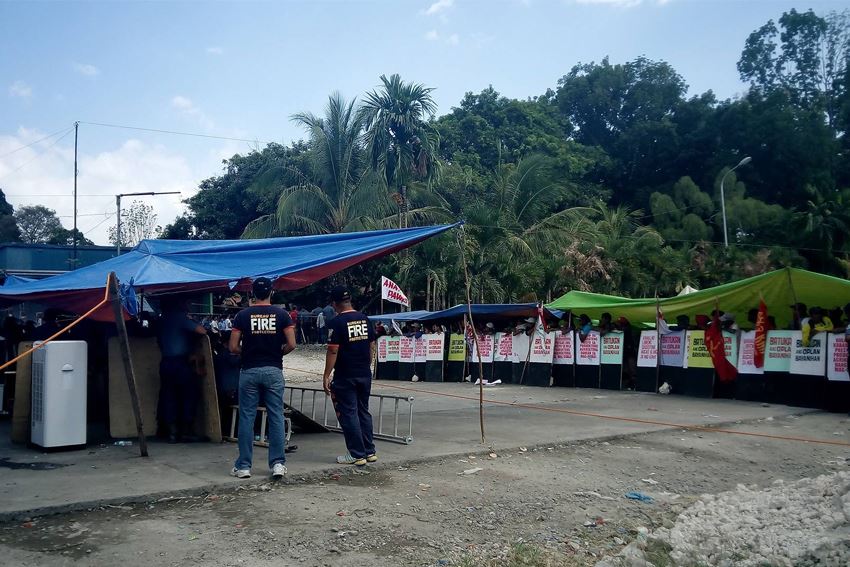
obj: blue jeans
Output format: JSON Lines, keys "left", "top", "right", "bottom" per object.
{"left": 235, "top": 366, "right": 285, "bottom": 471}
{"left": 331, "top": 375, "right": 375, "bottom": 459}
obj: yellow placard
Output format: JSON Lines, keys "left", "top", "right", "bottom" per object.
{"left": 447, "top": 334, "right": 466, "bottom": 362}
{"left": 686, "top": 331, "right": 714, "bottom": 369}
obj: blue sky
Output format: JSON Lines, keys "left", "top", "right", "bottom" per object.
{"left": 1, "top": 0, "right": 846, "bottom": 245}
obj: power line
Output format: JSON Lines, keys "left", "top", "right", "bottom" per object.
{"left": 79, "top": 121, "right": 278, "bottom": 146}
{"left": 83, "top": 210, "right": 117, "bottom": 235}
{"left": 0, "top": 125, "right": 75, "bottom": 159}
{"left": 0, "top": 127, "right": 75, "bottom": 182}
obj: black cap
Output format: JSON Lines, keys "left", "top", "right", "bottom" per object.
{"left": 330, "top": 285, "right": 351, "bottom": 302}
{"left": 252, "top": 277, "right": 273, "bottom": 297}
{"left": 790, "top": 302, "right": 807, "bottom": 313}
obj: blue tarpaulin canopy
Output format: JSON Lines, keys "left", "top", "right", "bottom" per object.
{"left": 0, "top": 224, "right": 459, "bottom": 320}
{"left": 368, "top": 303, "right": 558, "bottom": 323}
{"left": 368, "top": 310, "right": 433, "bottom": 322}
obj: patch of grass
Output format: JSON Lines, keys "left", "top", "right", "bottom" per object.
{"left": 644, "top": 538, "right": 673, "bottom": 567}
{"left": 455, "top": 542, "right": 570, "bottom": 567}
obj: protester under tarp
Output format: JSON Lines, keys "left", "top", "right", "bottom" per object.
{"left": 0, "top": 224, "right": 459, "bottom": 320}
{"left": 547, "top": 267, "right": 850, "bottom": 329}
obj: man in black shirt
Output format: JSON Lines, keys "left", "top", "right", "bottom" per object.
{"left": 322, "top": 285, "right": 376, "bottom": 466}
{"left": 229, "top": 277, "right": 296, "bottom": 479}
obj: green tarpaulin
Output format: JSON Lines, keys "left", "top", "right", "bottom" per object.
{"left": 547, "top": 268, "right": 850, "bottom": 329}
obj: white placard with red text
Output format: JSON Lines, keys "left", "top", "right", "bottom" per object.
{"left": 636, "top": 331, "right": 657, "bottom": 368}
{"left": 398, "top": 336, "right": 415, "bottom": 364}
{"left": 471, "top": 333, "right": 495, "bottom": 363}
{"left": 529, "top": 332, "right": 555, "bottom": 364}
{"left": 493, "top": 333, "right": 513, "bottom": 363}
{"left": 425, "top": 333, "right": 445, "bottom": 362}
{"left": 553, "top": 331, "right": 574, "bottom": 365}
{"left": 414, "top": 336, "right": 427, "bottom": 363}
{"left": 737, "top": 331, "right": 764, "bottom": 375}
{"left": 576, "top": 331, "right": 601, "bottom": 366}
{"left": 827, "top": 333, "right": 849, "bottom": 382}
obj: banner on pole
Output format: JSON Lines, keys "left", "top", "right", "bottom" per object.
{"left": 447, "top": 334, "right": 466, "bottom": 362}
{"left": 827, "top": 333, "right": 849, "bottom": 382}
{"left": 637, "top": 331, "right": 657, "bottom": 368}
{"left": 659, "top": 331, "right": 685, "bottom": 367}
{"left": 425, "top": 334, "right": 445, "bottom": 362}
{"left": 600, "top": 332, "right": 623, "bottom": 365}
{"left": 381, "top": 276, "right": 409, "bottom": 307}
{"left": 737, "top": 331, "right": 764, "bottom": 375}
{"left": 576, "top": 331, "right": 601, "bottom": 366}
{"left": 764, "top": 331, "right": 794, "bottom": 372}
{"left": 553, "top": 331, "right": 575, "bottom": 365}
{"left": 790, "top": 331, "right": 826, "bottom": 376}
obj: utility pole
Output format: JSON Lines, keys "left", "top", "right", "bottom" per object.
{"left": 115, "top": 191, "right": 181, "bottom": 255}
{"left": 72, "top": 121, "right": 79, "bottom": 269}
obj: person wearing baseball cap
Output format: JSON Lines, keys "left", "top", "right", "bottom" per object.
{"left": 228, "top": 277, "right": 296, "bottom": 480}
{"left": 323, "top": 285, "right": 377, "bottom": 466}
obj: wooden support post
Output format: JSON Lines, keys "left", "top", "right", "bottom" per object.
{"left": 108, "top": 272, "right": 149, "bottom": 457}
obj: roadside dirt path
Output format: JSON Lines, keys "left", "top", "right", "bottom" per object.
{"left": 2, "top": 411, "right": 848, "bottom": 566}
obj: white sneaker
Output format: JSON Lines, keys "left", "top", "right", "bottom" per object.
{"left": 230, "top": 467, "right": 251, "bottom": 479}
{"left": 271, "top": 463, "right": 287, "bottom": 478}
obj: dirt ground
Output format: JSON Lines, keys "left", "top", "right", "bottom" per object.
{"left": 1, "top": 411, "right": 848, "bottom": 567}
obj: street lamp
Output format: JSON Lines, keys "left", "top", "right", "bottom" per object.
{"left": 115, "top": 191, "right": 181, "bottom": 254}
{"left": 719, "top": 156, "right": 752, "bottom": 248}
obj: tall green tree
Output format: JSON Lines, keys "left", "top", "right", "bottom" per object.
{"left": 359, "top": 74, "right": 441, "bottom": 227}
{"left": 242, "top": 93, "right": 446, "bottom": 239}
{"left": 738, "top": 8, "right": 850, "bottom": 127}
{"left": 0, "top": 189, "right": 21, "bottom": 242}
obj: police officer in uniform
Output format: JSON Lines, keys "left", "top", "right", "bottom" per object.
{"left": 322, "top": 285, "right": 377, "bottom": 466}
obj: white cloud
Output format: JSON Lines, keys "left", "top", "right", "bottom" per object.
{"left": 422, "top": 30, "right": 461, "bottom": 46}
{"left": 8, "top": 81, "right": 32, "bottom": 99}
{"left": 0, "top": 128, "right": 199, "bottom": 245}
{"left": 171, "top": 95, "right": 214, "bottom": 130}
{"left": 205, "top": 46, "right": 224, "bottom": 55}
{"left": 423, "top": 0, "right": 453, "bottom": 16}
{"left": 573, "top": 0, "right": 672, "bottom": 6}
{"left": 72, "top": 62, "right": 100, "bottom": 77}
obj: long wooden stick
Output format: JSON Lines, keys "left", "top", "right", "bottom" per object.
{"left": 456, "top": 229, "right": 485, "bottom": 444}
{"left": 108, "top": 272, "right": 149, "bottom": 457}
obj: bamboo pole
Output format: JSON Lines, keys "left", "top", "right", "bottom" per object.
{"left": 108, "top": 272, "right": 149, "bottom": 457}
{"left": 456, "top": 228, "right": 486, "bottom": 444}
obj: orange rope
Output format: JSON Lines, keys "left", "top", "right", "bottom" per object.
{"left": 285, "top": 364, "right": 850, "bottom": 448}
{"left": 0, "top": 279, "right": 112, "bottom": 373}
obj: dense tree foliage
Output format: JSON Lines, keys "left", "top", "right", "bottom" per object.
{"left": 163, "top": 8, "right": 850, "bottom": 308}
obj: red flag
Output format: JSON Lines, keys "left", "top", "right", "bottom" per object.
{"left": 753, "top": 299, "right": 768, "bottom": 368}
{"left": 705, "top": 310, "right": 738, "bottom": 382}
{"left": 536, "top": 303, "right": 549, "bottom": 334}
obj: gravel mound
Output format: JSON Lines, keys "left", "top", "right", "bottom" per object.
{"left": 599, "top": 471, "right": 850, "bottom": 566}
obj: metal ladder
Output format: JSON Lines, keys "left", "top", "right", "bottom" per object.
{"left": 286, "top": 386, "right": 415, "bottom": 444}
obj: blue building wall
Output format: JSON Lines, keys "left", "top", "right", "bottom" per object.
{"left": 0, "top": 243, "right": 129, "bottom": 275}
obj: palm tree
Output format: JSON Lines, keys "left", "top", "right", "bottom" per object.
{"left": 242, "top": 93, "right": 444, "bottom": 238}
{"left": 462, "top": 154, "right": 588, "bottom": 302}
{"left": 359, "top": 74, "right": 441, "bottom": 228}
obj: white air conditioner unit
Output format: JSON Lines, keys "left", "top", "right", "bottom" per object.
{"left": 31, "top": 340, "right": 88, "bottom": 449}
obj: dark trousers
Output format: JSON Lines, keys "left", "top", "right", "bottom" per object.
{"left": 159, "top": 356, "right": 197, "bottom": 429}
{"left": 331, "top": 375, "right": 375, "bottom": 459}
